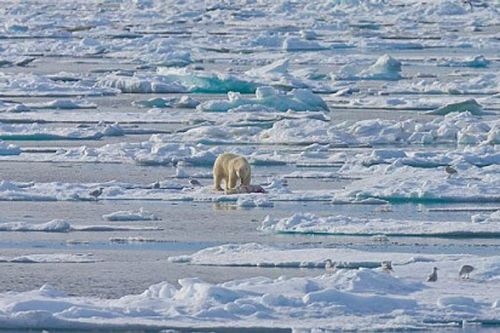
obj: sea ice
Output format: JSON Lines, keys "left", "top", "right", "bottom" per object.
{"left": 261, "top": 213, "right": 500, "bottom": 237}
{"left": 282, "top": 37, "right": 327, "bottom": 51}
{"left": 0, "top": 122, "right": 123, "bottom": 140}
{"left": 197, "top": 86, "right": 329, "bottom": 112}
{"left": 0, "top": 259, "right": 497, "bottom": 330}
{"left": 0, "top": 219, "right": 161, "bottom": 232}
{"left": 157, "top": 67, "right": 258, "bottom": 93}
{"left": 0, "top": 72, "right": 115, "bottom": 97}
{"left": 96, "top": 72, "right": 187, "bottom": 93}
{"left": 427, "top": 99, "right": 484, "bottom": 115}
{"left": 169, "top": 242, "right": 441, "bottom": 270}
{"left": 335, "top": 54, "right": 402, "bottom": 80}
{"left": 260, "top": 111, "right": 499, "bottom": 145}
{"left": 102, "top": 208, "right": 159, "bottom": 221}
{"left": 0, "top": 141, "right": 21, "bottom": 155}
{"left": 0, "top": 220, "right": 72, "bottom": 232}
{"left": 1, "top": 253, "right": 100, "bottom": 264}
{"left": 25, "top": 99, "right": 97, "bottom": 110}
{"left": 437, "top": 55, "right": 490, "bottom": 68}
{"left": 133, "top": 95, "right": 199, "bottom": 108}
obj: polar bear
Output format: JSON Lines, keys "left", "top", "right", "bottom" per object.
{"left": 213, "top": 153, "right": 251, "bottom": 192}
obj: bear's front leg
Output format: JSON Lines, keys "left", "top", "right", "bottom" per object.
{"left": 214, "top": 174, "right": 223, "bottom": 191}
{"left": 227, "top": 171, "right": 238, "bottom": 190}
{"left": 241, "top": 170, "right": 251, "bottom": 186}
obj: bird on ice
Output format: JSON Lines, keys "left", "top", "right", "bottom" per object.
{"left": 89, "top": 187, "right": 104, "bottom": 200}
{"left": 445, "top": 165, "right": 458, "bottom": 176}
{"left": 189, "top": 178, "right": 202, "bottom": 187}
{"left": 381, "top": 261, "right": 394, "bottom": 273}
{"left": 459, "top": 265, "right": 474, "bottom": 279}
{"left": 324, "top": 259, "right": 336, "bottom": 273}
{"left": 427, "top": 267, "right": 438, "bottom": 282}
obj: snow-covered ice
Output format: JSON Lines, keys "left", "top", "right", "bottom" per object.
{"left": 197, "top": 86, "right": 329, "bottom": 113}
{"left": 0, "top": 219, "right": 161, "bottom": 232}
{"left": 102, "top": 208, "right": 159, "bottom": 221}
{"left": 260, "top": 213, "right": 500, "bottom": 237}
{"left": 1, "top": 0, "right": 499, "bottom": 330}
{"left": 0, "top": 253, "right": 100, "bottom": 264}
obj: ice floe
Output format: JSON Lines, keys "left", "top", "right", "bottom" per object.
{"left": 109, "top": 236, "right": 166, "bottom": 243}
{"left": 0, "top": 219, "right": 161, "bottom": 232}
{"left": 133, "top": 95, "right": 199, "bottom": 108}
{"left": 0, "top": 253, "right": 100, "bottom": 264}
{"left": 157, "top": 67, "right": 258, "bottom": 93}
{"left": 0, "top": 256, "right": 498, "bottom": 330}
{"left": 282, "top": 37, "right": 328, "bottom": 51}
{"left": 96, "top": 72, "right": 187, "bottom": 93}
{"left": 25, "top": 99, "right": 97, "bottom": 110}
{"left": 244, "top": 58, "right": 313, "bottom": 90}
{"left": 260, "top": 112, "right": 499, "bottom": 145}
{"left": 335, "top": 54, "right": 402, "bottom": 81}
{"left": 0, "top": 141, "right": 21, "bottom": 155}
{"left": 437, "top": 55, "right": 490, "bottom": 68}
{"left": 102, "top": 208, "right": 159, "bottom": 221}
{"left": 0, "top": 56, "right": 36, "bottom": 67}
{"left": 0, "top": 122, "right": 123, "bottom": 140}
{"left": 260, "top": 213, "right": 500, "bottom": 237}
{"left": 197, "top": 86, "right": 329, "bottom": 112}
{"left": 236, "top": 197, "right": 274, "bottom": 208}
{"left": 0, "top": 220, "right": 72, "bottom": 232}
{"left": 0, "top": 73, "right": 115, "bottom": 97}
{"left": 427, "top": 99, "right": 484, "bottom": 116}
{"left": 336, "top": 162, "right": 500, "bottom": 203}
{"left": 471, "top": 210, "right": 500, "bottom": 224}
{"left": 169, "top": 242, "right": 440, "bottom": 269}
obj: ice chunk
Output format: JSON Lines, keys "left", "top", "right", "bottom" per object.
{"left": 303, "top": 288, "right": 417, "bottom": 313}
{"left": 438, "top": 55, "right": 490, "bottom": 68}
{"left": 133, "top": 95, "right": 200, "bottom": 109}
{"left": 102, "top": 208, "right": 159, "bottom": 221}
{"left": 8, "top": 253, "right": 100, "bottom": 264}
{"left": 139, "top": 50, "right": 192, "bottom": 67}
{"left": 0, "top": 72, "right": 116, "bottom": 97}
{"left": 236, "top": 197, "right": 273, "bottom": 208}
{"left": 157, "top": 67, "right": 257, "bottom": 93}
{"left": 0, "top": 219, "right": 72, "bottom": 232}
{"left": 0, "top": 122, "right": 123, "bottom": 140}
{"left": 0, "top": 141, "right": 21, "bottom": 155}
{"left": 261, "top": 212, "right": 500, "bottom": 237}
{"left": 26, "top": 99, "right": 97, "bottom": 110}
{"left": 282, "top": 37, "right": 326, "bottom": 51}
{"left": 336, "top": 54, "right": 402, "bottom": 80}
{"left": 198, "top": 86, "right": 328, "bottom": 112}
{"left": 248, "top": 31, "right": 283, "bottom": 48}
{"left": 340, "top": 162, "right": 500, "bottom": 203}
{"left": 96, "top": 73, "right": 187, "bottom": 93}
{"left": 427, "top": 99, "right": 484, "bottom": 115}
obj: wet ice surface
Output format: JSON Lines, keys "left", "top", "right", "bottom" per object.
{"left": 0, "top": 0, "right": 499, "bottom": 331}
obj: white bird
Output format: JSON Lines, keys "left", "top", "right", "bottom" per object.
{"left": 459, "top": 265, "right": 474, "bottom": 279}
{"left": 89, "top": 187, "right": 104, "bottom": 201}
{"left": 381, "top": 261, "right": 394, "bottom": 273}
{"left": 427, "top": 267, "right": 438, "bottom": 282}
{"left": 463, "top": 0, "right": 473, "bottom": 11}
{"left": 324, "top": 259, "right": 336, "bottom": 273}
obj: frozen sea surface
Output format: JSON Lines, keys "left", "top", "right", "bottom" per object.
{"left": 0, "top": 0, "right": 499, "bottom": 331}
